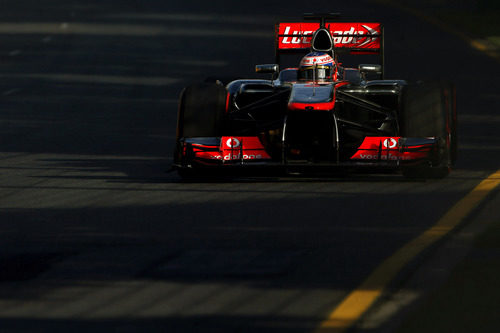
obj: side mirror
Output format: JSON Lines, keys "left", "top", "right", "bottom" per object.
{"left": 255, "top": 64, "right": 279, "bottom": 74}
{"left": 358, "top": 64, "right": 382, "bottom": 80}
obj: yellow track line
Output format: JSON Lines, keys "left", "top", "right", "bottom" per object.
{"left": 315, "top": 169, "right": 500, "bottom": 333}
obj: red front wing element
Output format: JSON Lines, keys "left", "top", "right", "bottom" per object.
{"left": 178, "top": 136, "right": 437, "bottom": 168}
{"left": 185, "top": 137, "right": 272, "bottom": 165}
{"left": 350, "top": 137, "right": 434, "bottom": 162}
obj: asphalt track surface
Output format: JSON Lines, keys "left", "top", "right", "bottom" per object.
{"left": 0, "top": 1, "right": 498, "bottom": 332}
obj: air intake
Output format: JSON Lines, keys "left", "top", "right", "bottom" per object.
{"left": 311, "top": 28, "right": 333, "bottom": 52}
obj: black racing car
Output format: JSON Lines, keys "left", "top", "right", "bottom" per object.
{"left": 173, "top": 13, "right": 457, "bottom": 179}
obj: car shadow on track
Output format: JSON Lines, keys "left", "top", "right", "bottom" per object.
{"left": 34, "top": 155, "right": 428, "bottom": 185}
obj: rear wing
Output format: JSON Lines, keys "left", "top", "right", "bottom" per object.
{"left": 275, "top": 21, "right": 384, "bottom": 75}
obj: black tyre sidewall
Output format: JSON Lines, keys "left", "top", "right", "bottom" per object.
{"left": 400, "top": 82, "right": 455, "bottom": 178}
{"left": 178, "top": 83, "right": 227, "bottom": 138}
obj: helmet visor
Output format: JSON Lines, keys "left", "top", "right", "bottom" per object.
{"left": 298, "top": 65, "right": 333, "bottom": 81}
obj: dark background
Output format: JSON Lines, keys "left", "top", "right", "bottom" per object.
{"left": 0, "top": 1, "right": 498, "bottom": 332}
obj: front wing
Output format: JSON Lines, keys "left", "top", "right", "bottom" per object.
{"left": 174, "top": 136, "right": 439, "bottom": 170}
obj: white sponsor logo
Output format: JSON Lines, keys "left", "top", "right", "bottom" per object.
{"left": 226, "top": 138, "right": 240, "bottom": 148}
{"left": 383, "top": 138, "right": 397, "bottom": 149}
{"left": 211, "top": 154, "right": 263, "bottom": 160}
{"left": 301, "top": 55, "right": 333, "bottom": 66}
{"left": 358, "top": 154, "right": 413, "bottom": 161}
{"left": 282, "top": 26, "right": 314, "bottom": 44}
{"left": 360, "top": 154, "right": 398, "bottom": 160}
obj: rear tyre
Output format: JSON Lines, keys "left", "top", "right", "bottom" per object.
{"left": 174, "top": 83, "right": 228, "bottom": 178}
{"left": 399, "top": 82, "right": 457, "bottom": 179}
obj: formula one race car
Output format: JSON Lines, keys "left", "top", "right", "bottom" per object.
{"left": 173, "top": 13, "right": 457, "bottom": 179}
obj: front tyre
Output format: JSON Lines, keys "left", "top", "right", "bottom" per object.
{"left": 174, "top": 83, "right": 228, "bottom": 178}
{"left": 399, "top": 82, "right": 457, "bottom": 179}
{"left": 176, "top": 83, "right": 227, "bottom": 138}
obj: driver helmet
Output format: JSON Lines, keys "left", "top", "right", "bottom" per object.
{"left": 298, "top": 52, "right": 336, "bottom": 82}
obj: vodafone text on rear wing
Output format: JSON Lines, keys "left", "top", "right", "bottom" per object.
{"left": 275, "top": 22, "right": 384, "bottom": 75}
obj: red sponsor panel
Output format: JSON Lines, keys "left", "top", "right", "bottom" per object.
{"left": 192, "top": 137, "right": 271, "bottom": 162}
{"left": 277, "top": 22, "right": 381, "bottom": 50}
{"left": 350, "top": 137, "right": 430, "bottom": 161}
{"left": 356, "top": 137, "right": 399, "bottom": 150}
{"left": 219, "top": 136, "right": 271, "bottom": 161}
{"left": 221, "top": 136, "right": 266, "bottom": 150}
